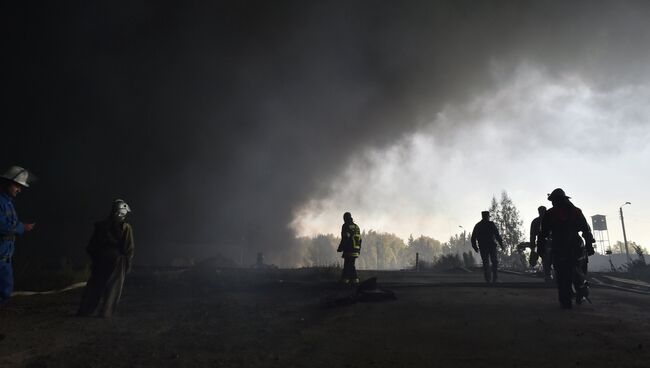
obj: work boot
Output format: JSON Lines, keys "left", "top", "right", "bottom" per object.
{"left": 576, "top": 284, "right": 590, "bottom": 305}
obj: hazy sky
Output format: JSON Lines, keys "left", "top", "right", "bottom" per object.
{"left": 294, "top": 63, "right": 650, "bottom": 252}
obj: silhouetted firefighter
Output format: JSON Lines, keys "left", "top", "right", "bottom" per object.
{"left": 530, "top": 205, "right": 553, "bottom": 281}
{"left": 471, "top": 211, "right": 504, "bottom": 283}
{"left": 78, "top": 199, "right": 134, "bottom": 317}
{"left": 337, "top": 212, "right": 361, "bottom": 285}
{"left": 540, "top": 188, "right": 595, "bottom": 309}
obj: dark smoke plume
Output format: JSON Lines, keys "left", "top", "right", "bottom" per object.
{"left": 3, "top": 1, "right": 650, "bottom": 265}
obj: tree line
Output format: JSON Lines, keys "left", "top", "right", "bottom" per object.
{"left": 296, "top": 191, "right": 645, "bottom": 269}
{"left": 296, "top": 191, "right": 540, "bottom": 269}
{"left": 295, "top": 231, "right": 458, "bottom": 269}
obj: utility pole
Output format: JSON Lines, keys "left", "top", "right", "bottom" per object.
{"left": 620, "top": 202, "right": 631, "bottom": 260}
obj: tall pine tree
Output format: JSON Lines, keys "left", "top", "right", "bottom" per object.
{"left": 489, "top": 191, "right": 524, "bottom": 255}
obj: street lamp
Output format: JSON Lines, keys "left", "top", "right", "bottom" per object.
{"left": 620, "top": 202, "right": 631, "bottom": 260}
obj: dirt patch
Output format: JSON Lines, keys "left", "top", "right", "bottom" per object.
{"left": 1, "top": 270, "right": 650, "bottom": 367}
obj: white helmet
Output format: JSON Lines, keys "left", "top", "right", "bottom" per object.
{"left": 113, "top": 199, "right": 131, "bottom": 219}
{"left": 1, "top": 166, "right": 31, "bottom": 187}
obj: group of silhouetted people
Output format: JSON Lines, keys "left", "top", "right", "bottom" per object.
{"left": 342, "top": 187, "right": 596, "bottom": 310}
{"left": 3, "top": 164, "right": 594, "bottom": 316}
{"left": 470, "top": 188, "right": 595, "bottom": 309}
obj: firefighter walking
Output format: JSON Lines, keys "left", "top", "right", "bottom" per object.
{"left": 540, "top": 188, "right": 595, "bottom": 309}
{"left": 471, "top": 211, "right": 505, "bottom": 283}
{"left": 530, "top": 205, "right": 553, "bottom": 282}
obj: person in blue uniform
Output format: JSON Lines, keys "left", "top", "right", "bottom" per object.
{"left": 0, "top": 166, "right": 35, "bottom": 303}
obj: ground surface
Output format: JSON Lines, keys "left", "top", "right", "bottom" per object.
{"left": 1, "top": 268, "right": 650, "bottom": 368}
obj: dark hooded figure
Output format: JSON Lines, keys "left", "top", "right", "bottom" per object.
{"left": 471, "top": 211, "right": 504, "bottom": 283}
{"left": 540, "top": 188, "right": 595, "bottom": 309}
{"left": 530, "top": 205, "right": 552, "bottom": 282}
{"left": 337, "top": 212, "right": 361, "bottom": 285}
{"left": 77, "top": 199, "right": 134, "bottom": 317}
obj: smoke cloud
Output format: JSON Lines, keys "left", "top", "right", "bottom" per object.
{"left": 294, "top": 63, "right": 650, "bottom": 248}
{"left": 3, "top": 1, "right": 650, "bottom": 265}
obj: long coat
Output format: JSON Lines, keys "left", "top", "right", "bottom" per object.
{"left": 77, "top": 218, "right": 134, "bottom": 317}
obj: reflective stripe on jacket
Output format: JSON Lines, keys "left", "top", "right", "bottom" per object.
{"left": 340, "top": 222, "right": 361, "bottom": 258}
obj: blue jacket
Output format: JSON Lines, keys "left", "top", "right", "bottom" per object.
{"left": 0, "top": 192, "right": 24, "bottom": 259}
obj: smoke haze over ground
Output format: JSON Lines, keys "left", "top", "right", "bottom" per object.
{"left": 3, "top": 1, "right": 650, "bottom": 265}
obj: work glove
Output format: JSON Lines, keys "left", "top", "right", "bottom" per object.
{"left": 586, "top": 244, "right": 595, "bottom": 256}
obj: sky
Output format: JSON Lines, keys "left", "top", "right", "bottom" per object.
{"left": 293, "top": 63, "right": 650, "bottom": 253}
{"left": 3, "top": 1, "right": 650, "bottom": 266}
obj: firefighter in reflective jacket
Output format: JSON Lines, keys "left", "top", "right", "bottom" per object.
{"left": 540, "top": 188, "right": 595, "bottom": 309}
{"left": 337, "top": 212, "right": 361, "bottom": 284}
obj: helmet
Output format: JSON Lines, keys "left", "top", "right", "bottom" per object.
{"left": 547, "top": 188, "right": 570, "bottom": 201}
{"left": 1, "top": 166, "right": 31, "bottom": 187}
{"left": 112, "top": 199, "right": 131, "bottom": 219}
{"left": 343, "top": 212, "right": 352, "bottom": 222}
